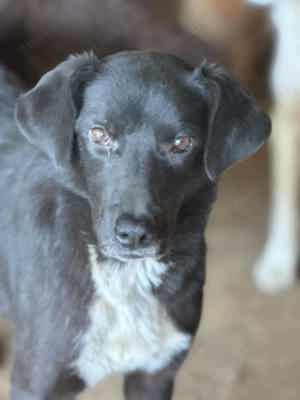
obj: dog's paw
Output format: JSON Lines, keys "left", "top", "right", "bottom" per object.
{"left": 253, "top": 249, "right": 298, "bottom": 294}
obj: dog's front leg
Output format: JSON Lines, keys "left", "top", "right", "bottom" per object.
{"left": 123, "top": 356, "right": 185, "bottom": 400}
{"left": 11, "top": 386, "right": 76, "bottom": 400}
{"left": 11, "top": 387, "right": 41, "bottom": 400}
{"left": 11, "top": 349, "right": 78, "bottom": 400}
{"left": 124, "top": 371, "right": 174, "bottom": 400}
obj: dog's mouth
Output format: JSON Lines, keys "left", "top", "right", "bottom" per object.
{"left": 99, "top": 242, "right": 168, "bottom": 263}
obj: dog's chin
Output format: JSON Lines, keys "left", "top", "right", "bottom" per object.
{"left": 108, "top": 254, "right": 150, "bottom": 263}
{"left": 99, "top": 244, "right": 166, "bottom": 263}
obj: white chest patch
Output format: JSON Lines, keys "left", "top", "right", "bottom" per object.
{"left": 73, "top": 245, "right": 191, "bottom": 387}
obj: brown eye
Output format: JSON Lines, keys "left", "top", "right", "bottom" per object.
{"left": 170, "top": 135, "right": 193, "bottom": 153}
{"left": 89, "top": 126, "right": 112, "bottom": 147}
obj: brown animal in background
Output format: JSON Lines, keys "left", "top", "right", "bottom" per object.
{"left": 179, "top": 0, "right": 273, "bottom": 101}
{"left": 0, "top": 0, "right": 222, "bottom": 84}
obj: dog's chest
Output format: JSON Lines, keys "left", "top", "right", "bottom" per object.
{"left": 73, "top": 246, "right": 191, "bottom": 387}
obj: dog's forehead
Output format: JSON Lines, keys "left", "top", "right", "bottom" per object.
{"left": 80, "top": 53, "right": 203, "bottom": 129}
{"left": 99, "top": 51, "right": 193, "bottom": 80}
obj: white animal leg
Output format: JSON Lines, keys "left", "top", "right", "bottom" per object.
{"left": 254, "top": 102, "right": 299, "bottom": 293}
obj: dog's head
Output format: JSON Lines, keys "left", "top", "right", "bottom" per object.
{"left": 16, "top": 52, "right": 270, "bottom": 261}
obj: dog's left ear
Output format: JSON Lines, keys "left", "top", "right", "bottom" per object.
{"left": 193, "top": 63, "right": 271, "bottom": 181}
{"left": 15, "top": 53, "right": 100, "bottom": 169}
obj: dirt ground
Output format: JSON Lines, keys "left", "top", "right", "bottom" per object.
{"left": 1, "top": 148, "right": 299, "bottom": 400}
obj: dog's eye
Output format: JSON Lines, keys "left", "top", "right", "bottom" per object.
{"left": 89, "top": 126, "right": 112, "bottom": 147}
{"left": 170, "top": 135, "right": 193, "bottom": 153}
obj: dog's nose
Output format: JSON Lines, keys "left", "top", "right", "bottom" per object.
{"left": 115, "top": 214, "right": 155, "bottom": 249}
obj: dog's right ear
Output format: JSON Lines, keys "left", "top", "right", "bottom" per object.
{"left": 15, "top": 53, "right": 100, "bottom": 169}
{"left": 192, "top": 63, "right": 271, "bottom": 181}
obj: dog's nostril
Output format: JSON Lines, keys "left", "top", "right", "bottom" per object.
{"left": 119, "top": 232, "right": 130, "bottom": 243}
{"left": 116, "top": 231, "right": 130, "bottom": 242}
{"left": 119, "top": 232, "right": 129, "bottom": 239}
{"left": 139, "top": 233, "right": 148, "bottom": 245}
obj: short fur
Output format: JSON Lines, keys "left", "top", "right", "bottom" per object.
{"left": 0, "top": 51, "right": 270, "bottom": 399}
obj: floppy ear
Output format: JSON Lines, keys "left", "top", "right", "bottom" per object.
{"left": 15, "top": 53, "right": 100, "bottom": 169}
{"left": 194, "top": 63, "right": 271, "bottom": 181}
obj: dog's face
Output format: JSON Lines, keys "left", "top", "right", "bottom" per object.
{"left": 75, "top": 54, "right": 212, "bottom": 260}
{"left": 16, "top": 52, "right": 270, "bottom": 261}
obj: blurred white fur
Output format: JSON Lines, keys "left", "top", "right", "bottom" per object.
{"left": 249, "top": 0, "right": 300, "bottom": 293}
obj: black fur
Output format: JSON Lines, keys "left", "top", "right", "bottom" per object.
{"left": 0, "top": 52, "right": 270, "bottom": 399}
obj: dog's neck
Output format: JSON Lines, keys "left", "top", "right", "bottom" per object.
{"left": 88, "top": 244, "right": 168, "bottom": 297}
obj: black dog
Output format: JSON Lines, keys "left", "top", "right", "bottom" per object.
{"left": 0, "top": 51, "right": 270, "bottom": 400}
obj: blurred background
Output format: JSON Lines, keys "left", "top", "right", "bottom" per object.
{"left": 0, "top": 0, "right": 299, "bottom": 399}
